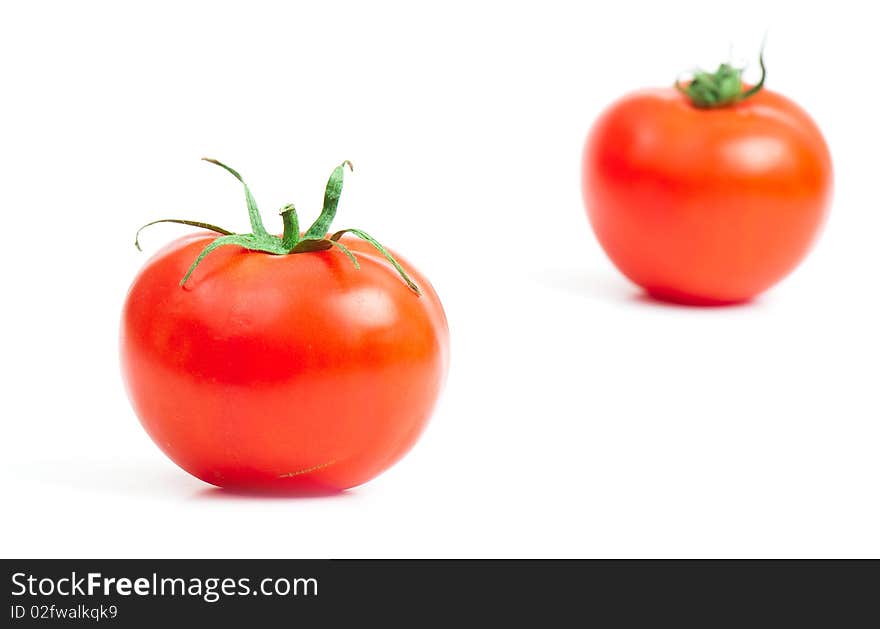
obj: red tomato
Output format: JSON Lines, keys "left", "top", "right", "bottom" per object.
{"left": 582, "top": 60, "right": 832, "bottom": 304}
{"left": 121, "top": 161, "right": 449, "bottom": 491}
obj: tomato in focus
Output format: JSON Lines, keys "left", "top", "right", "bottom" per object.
{"left": 121, "top": 160, "right": 449, "bottom": 491}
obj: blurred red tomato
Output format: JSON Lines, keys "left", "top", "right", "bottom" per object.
{"left": 582, "top": 67, "right": 832, "bottom": 304}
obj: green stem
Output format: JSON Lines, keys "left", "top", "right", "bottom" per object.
{"left": 328, "top": 239, "right": 360, "bottom": 269}
{"left": 331, "top": 228, "right": 420, "bottom": 295}
{"left": 290, "top": 238, "right": 333, "bottom": 253}
{"left": 202, "top": 158, "right": 269, "bottom": 236}
{"left": 136, "top": 158, "right": 421, "bottom": 295}
{"left": 304, "top": 160, "right": 353, "bottom": 239}
{"left": 135, "top": 219, "right": 233, "bottom": 251}
{"left": 676, "top": 45, "right": 767, "bottom": 109}
{"left": 180, "top": 234, "right": 255, "bottom": 286}
{"left": 280, "top": 204, "right": 300, "bottom": 249}
{"left": 738, "top": 48, "right": 767, "bottom": 101}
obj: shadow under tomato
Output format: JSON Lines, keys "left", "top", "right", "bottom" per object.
{"left": 191, "top": 485, "right": 353, "bottom": 501}
{"left": 534, "top": 267, "right": 637, "bottom": 302}
{"left": 9, "top": 457, "right": 203, "bottom": 499}
{"left": 535, "top": 266, "right": 764, "bottom": 310}
{"left": 632, "top": 291, "right": 762, "bottom": 310}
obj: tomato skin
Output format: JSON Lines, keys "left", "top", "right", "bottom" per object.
{"left": 120, "top": 232, "right": 449, "bottom": 491}
{"left": 582, "top": 87, "right": 833, "bottom": 304}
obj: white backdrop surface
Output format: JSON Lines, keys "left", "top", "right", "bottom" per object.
{"left": 1, "top": 1, "right": 877, "bottom": 557}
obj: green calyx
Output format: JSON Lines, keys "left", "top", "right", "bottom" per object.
{"left": 135, "top": 159, "right": 420, "bottom": 295}
{"left": 675, "top": 47, "right": 767, "bottom": 109}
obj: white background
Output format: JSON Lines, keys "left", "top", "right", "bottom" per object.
{"left": 1, "top": 1, "right": 877, "bottom": 558}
